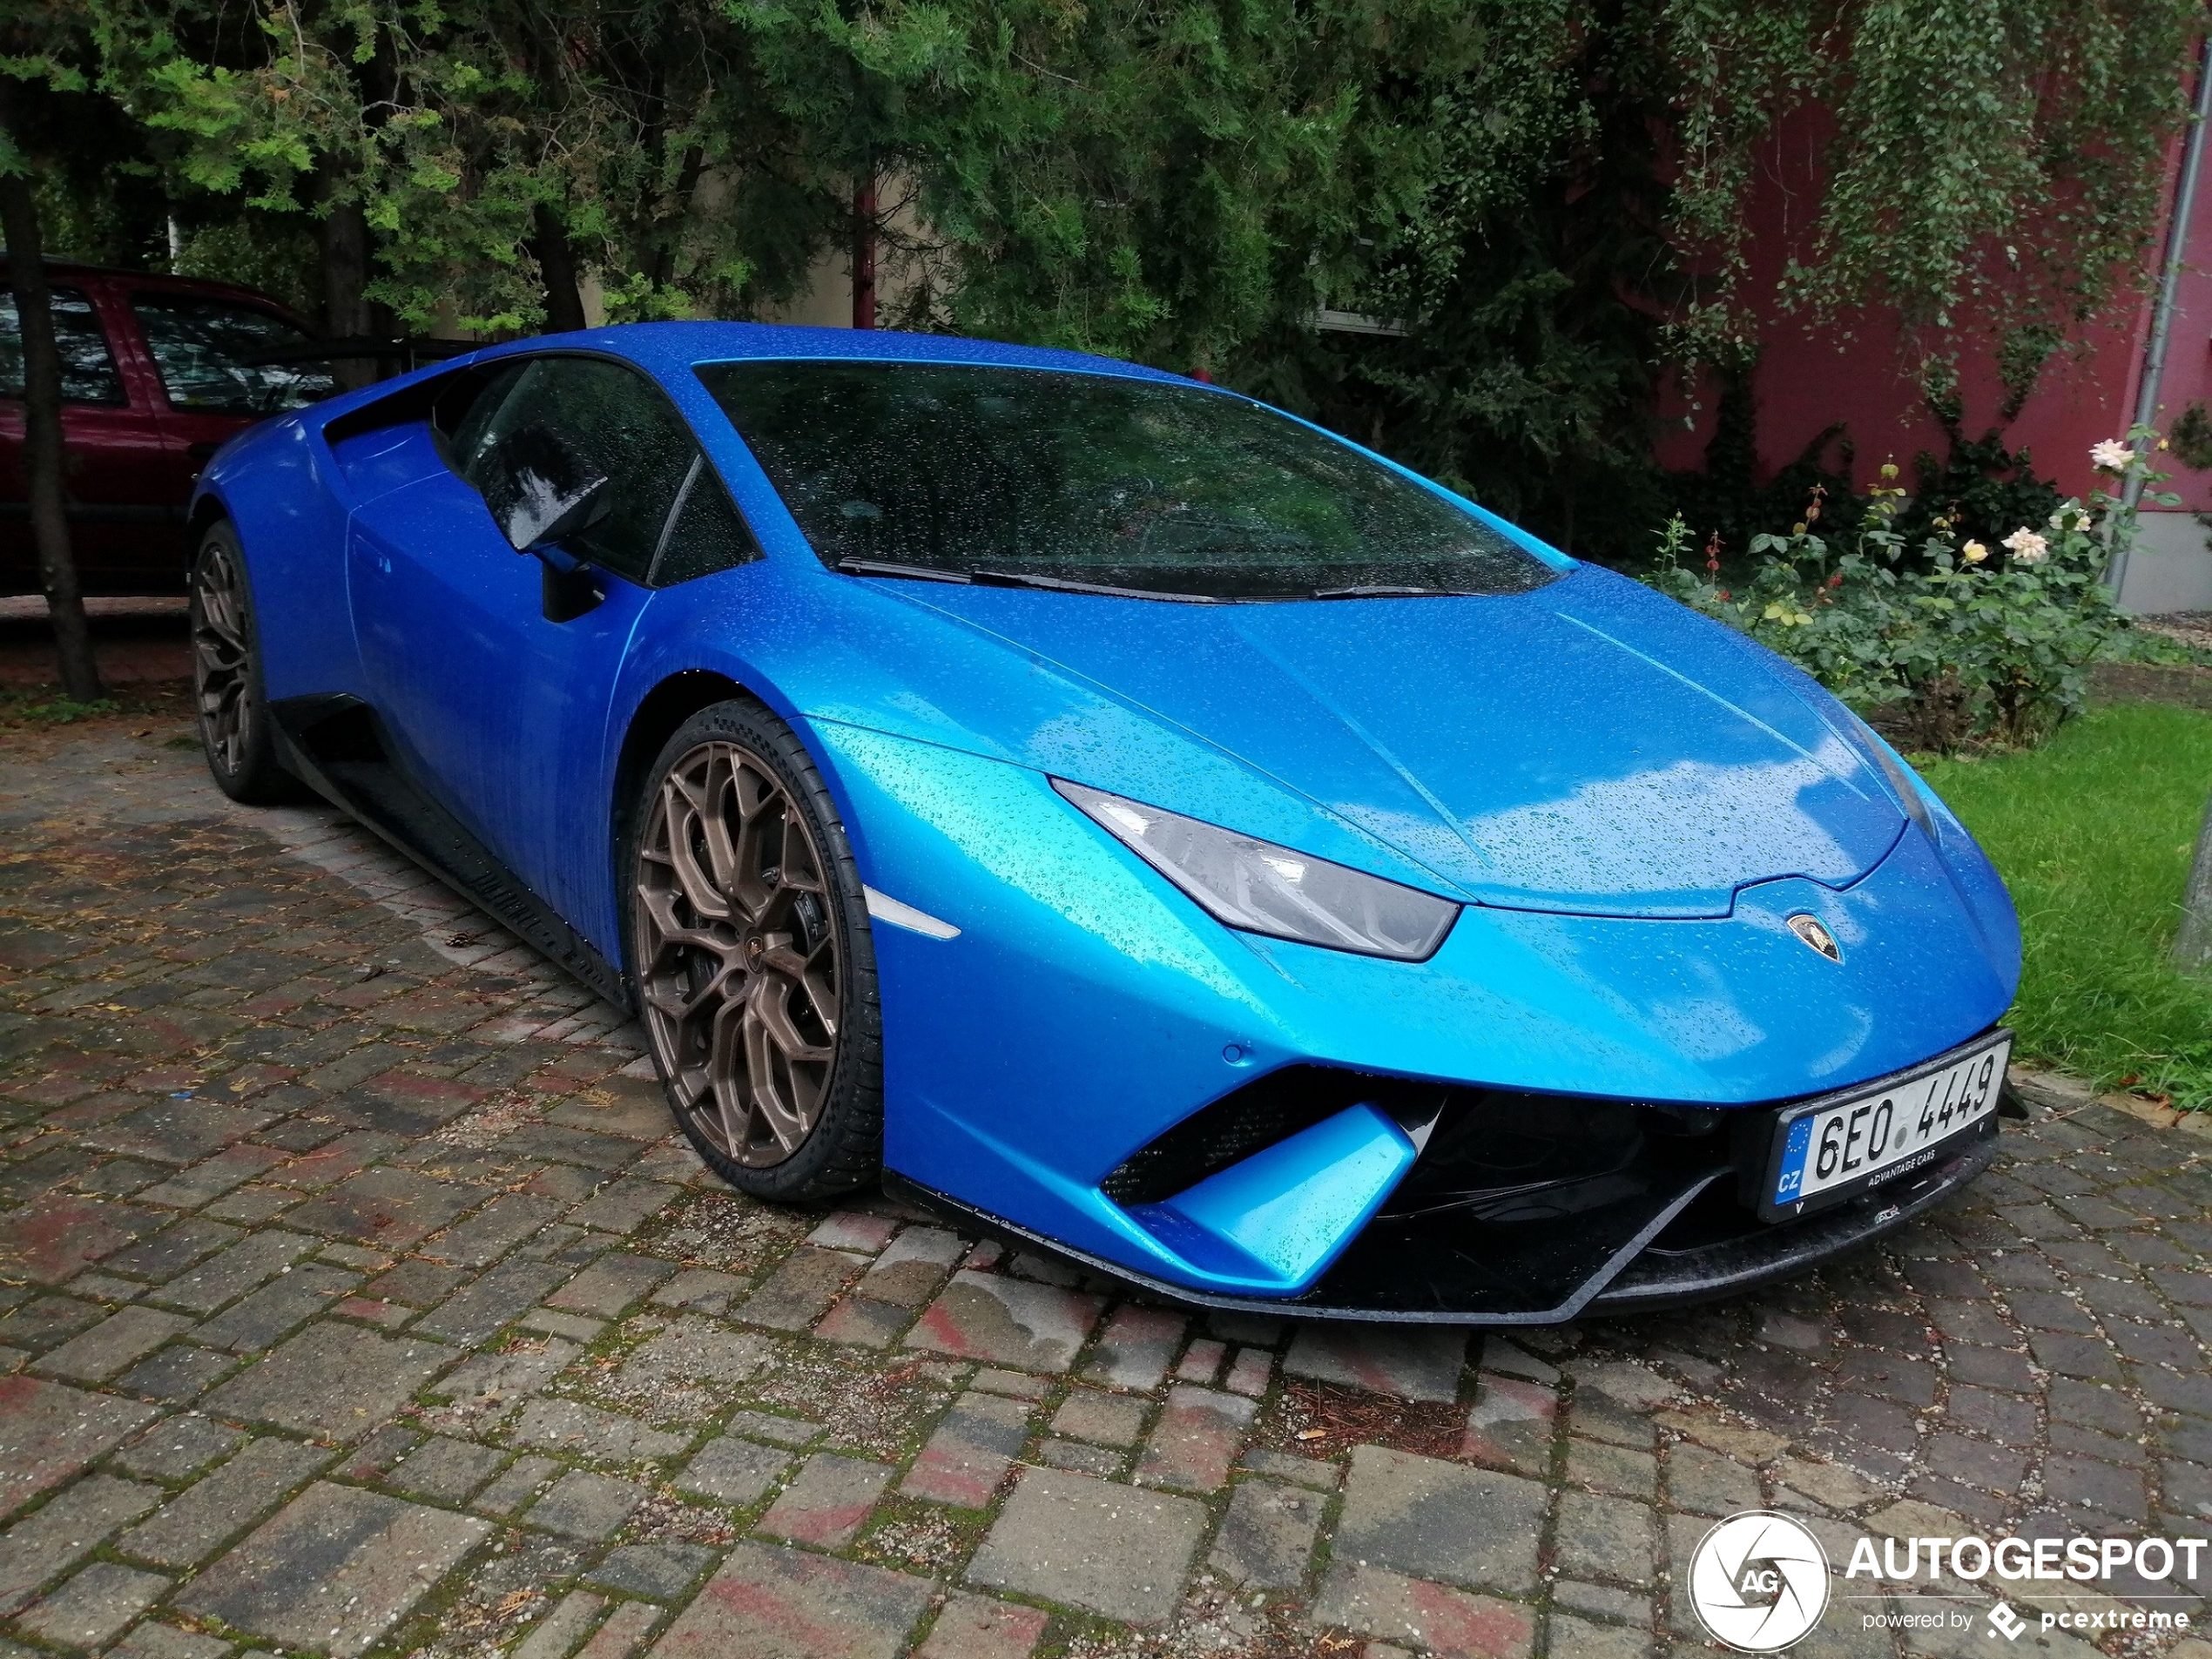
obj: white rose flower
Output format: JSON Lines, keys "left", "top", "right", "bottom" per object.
{"left": 2090, "top": 438, "right": 2134, "bottom": 472}
{"left": 2002, "top": 528, "right": 2049, "bottom": 563}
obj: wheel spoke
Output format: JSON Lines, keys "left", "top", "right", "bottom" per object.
{"left": 633, "top": 735, "right": 847, "bottom": 1171}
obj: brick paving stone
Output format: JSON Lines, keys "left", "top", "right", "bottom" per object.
{"left": 740, "top": 1247, "right": 862, "bottom": 1331}
{"left": 907, "top": 1271, "right": 1103, "bottom": 1372}
{"left": 809, "top": 1212, "right": 897, "bottom": 1252}
{"left": 0, "top": 1475, "right": 162, "bottom": 1615}
{"left": 575, "top": 1599, "right": 664, "bottom": 1659}
{"left": 85, "top": 1101, "right": 272, "bottom": 1165}
{"left": 415, "top": 1259, "right": 573, "bottom": 1344}
{"left": 617, "top": 1319, "right": 772, "bottom": 1393}
{"left": 15, "top": 1561, "right": 169, "bottom": 1649}
{"left": 527, "top": 1469, "right": 647, "bottom": 1540}
{"left": 137, "top": 1143, "right": 288, "bottom": 1209}
{"left": 1207, "top": 1478, "right": 1322, "bottom": 1588}
{"left": 0, "top": 1195, "right": 147, "bottom": 1285}
{"left": 31, "top": 1305, "right": 192, "bottom": 1383}
{"left": 586, "top": 1542, "right": 718, "bottom": 1601}
{"left": 173, "top": 1481, "right": 489, "bottom": 1657}
{"left": 1460, "top": 1375, "right": 1556, "bottom": 1477}
{"left": 512, "top": 1591, "right": 604, "bottom": 1659}
{"left": 757, "top": 1453, "right": 893, "bottom": 1548}
{"left": 1565, "top": 1437, "right": 1656, "bottom": 1501}
{"left": 148, "top": 1230, "right": 314, "bottom": 1314}
{"left": 1285, "top": 1325, "right": 1467, "bottom": 1402}
{"left": 860, "top": 1227, "right": 965, "bottom": 1308}
{"left": 119, "top": 1436, "right": 335, "bottom": 1568}
{"left": 816, "top": 1296, "right": 908, "bottom": 1348}
{"left": 105, "top": 1622, "right": 233, "bottom": 1659}
{"left": 1136, "top": 1385, "right": 1257, "bottom": 1492}
{"left": 474, "top": 1453, "right": 562, "bottom": 1516}
{"left": 1051, "top": 1389, "right": 1148, "bottom": 1447}
{"left": 650, "top": 1541, "right": 932, "bottom": 1659}
{"left": 915, "top": 1593, "right": 1049, "bottom": 1659}
{"left": 678, "top": 1435, "right": 791, "bottom": 1506}
{"left": 969, "top": 1368, "right": 1052, "bottom": 1399}
{"left": 1541, "top": 1613, "right": 1647, "bottom": 1659}
{"left": 1553, "top": 1489, "right": 1657, "bottom": 1587}
{"left": 902, "top": 1392, "right": 1032, "bottom": 1507}
{"left": 1312, "top": 1562, "right": 1534, "bottom": 1659}
{"left": 509, "top": 1398, "right": 691, "bottom": 1463}
{"left": 1240, "top": 1447, "right": 1343, "bottom": 1488}
{"left": 193, "top": 1261, "right": 359, "bottom": 1351}
{"left": 0, "top": 1375, "right": 158, "bottom": 1520}
{"left": 1175, "top": 1338, "right": 1225, "bottom": 1383}
{"left": 967, "top": 1467, "right": 1207, "bottom": 1625}
{"left": 568, "top": 1176, "right": 674, "bottom": 1235}
{"left": 421, "top": 1193, "right": 564, "bottom": 1267}
{"left": 389, "top": 1435, "right": 507, "bottom": 1503}
{"left": 1336, "top": 1447, "right": 1544, "bottom": 1595}
{"left": 521, "top": 1308, "right": 604, "bottom": 1341}
{"left": 547, "top": 1251, "right": 678, "bottom": 1316}
{"left": 116, "top": 1345, "right": 235, "bottom": 1403}
{"left": 650, "top": 1268, "right": 748, "bottom": 1315}
{"left": 1224, "top": 1345, "right": 1272, "bottom": 1398}
{"left": 284, "top": 1166, "right": 479, "bottom": 1250}
{"left": 112, "top": 1417, "right": 246, "bottom": 1481}
{"left": 1036, "top": 1439, "right": 1123, "bottom": 1476}
{"left": 99, "top": 1218, "right": 239, "bottom": 1285}
{"left": 202, "top": 1323, "right": 451, "bottom": 1440}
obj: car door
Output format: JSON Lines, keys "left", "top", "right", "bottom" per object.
{"left": 0, "top": 280, "right": 179, "bottom": 595}
{"left": 346, "top": 352, "right": 708, "bottom": 927}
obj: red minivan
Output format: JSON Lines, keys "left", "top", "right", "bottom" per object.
{"left": 0, "top": 262, "right": 339, "bottom": 595}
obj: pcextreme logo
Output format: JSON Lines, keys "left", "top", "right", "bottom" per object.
{"left": 1689, "top": 1512, "right": 1831, "bottom": 1652}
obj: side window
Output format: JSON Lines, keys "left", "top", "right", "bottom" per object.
{"left": 0, "top": 288, "right": 125, "bottom": 405}
{"left": 651, "top": 455, "right": 762, "bottom": 585}
{"left": 457, "top": 357, "right": 696, "bottom": 583}
{"left": 131, "top": 295, "right": 340, "bottom": 415}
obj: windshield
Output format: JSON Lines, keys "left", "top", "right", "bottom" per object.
{"left": 695, "top": 360, "right": 1557, "bottom": 600}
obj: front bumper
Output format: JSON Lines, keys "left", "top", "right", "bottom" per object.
{"left": 886, "top": 1085, "right": 2005, "bottom": 1325}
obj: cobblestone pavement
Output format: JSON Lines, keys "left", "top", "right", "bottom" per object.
{"left": 2, "top": 711, "right": 2210, "bottom": 1659}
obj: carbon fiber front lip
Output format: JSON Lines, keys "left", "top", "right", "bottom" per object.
{"left": 882, "top": 1108, "right": 2002, "bottom": 1325}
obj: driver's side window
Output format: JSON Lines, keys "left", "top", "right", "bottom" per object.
{"left": 450, "top": 356, "right": 737, "bottom": 585}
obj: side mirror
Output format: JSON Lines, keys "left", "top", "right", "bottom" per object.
{"left": 475, "top": 422, "right": 612, "bottom": 553}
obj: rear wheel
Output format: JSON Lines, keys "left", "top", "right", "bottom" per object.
{"left": 190, "top": 521, "right": 305, "bottom": 805}
{"left": 628, "top": 699, "right": 883, "bottom": 1200}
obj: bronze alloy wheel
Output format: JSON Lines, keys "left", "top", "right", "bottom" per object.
{"left": 633, "top": 738, "right": 846, "bottom": 1168}
{"left": 192, "top": 536, "right": 253, "bottom": 775}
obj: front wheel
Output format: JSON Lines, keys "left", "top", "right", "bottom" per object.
{"left": 191, "top": 521, "right": 306, "bottom": 805}
{"left": 627, "top": 699, "right": 884, "bottom": 1200}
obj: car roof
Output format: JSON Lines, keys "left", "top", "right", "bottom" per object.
{"left": 465, "top": 320, "right": 1194, "bottom": 388}
{"left": 0, "top": 255, "right": 310, "bottom": 318}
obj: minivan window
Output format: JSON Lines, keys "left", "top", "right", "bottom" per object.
{"left": 132, "top": 295, "right": 339, "bottom": 415}
{"left": 0, "top": 289, "right": 125, "bottom": 405}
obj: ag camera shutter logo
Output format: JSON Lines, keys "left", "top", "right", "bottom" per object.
{"left": 1689, "top": 1511, "right": 1832, "bottom": 1651}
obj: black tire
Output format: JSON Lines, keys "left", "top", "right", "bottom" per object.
{"left": 190, "top": 521, "right": 307, "bottom": 805}
{"left": 626, "top": 698, "right": 884, "bottom": 1201}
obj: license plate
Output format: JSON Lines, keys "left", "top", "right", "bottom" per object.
{"left": 1764, "top": 1032, "right": 2011, "bottom": 1218}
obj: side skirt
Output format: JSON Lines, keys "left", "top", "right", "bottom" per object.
{"left": 268, "top": 693, "right": 630, "bottom": 1011}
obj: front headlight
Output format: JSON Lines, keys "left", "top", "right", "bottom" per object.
{"left": 1051, "top": 779, "right": 1460, "bottom": 961}
{"left": 1836, "top": 711, "right": 1936, "bottom": 841}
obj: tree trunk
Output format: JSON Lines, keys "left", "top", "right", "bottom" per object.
{"left": 852, "top": 172, "right": 877, "bottom": 331}
{"left": 2178, "top": 791, "right": 2212, "bottom": 974}
{"left": 315, "top": 170, "right": 377, "bottom": 389}
{"left": 534, "top": 202, "right": 588, "bottom": 334}
{"left": 0, "top": 151, "right": 105, "bottom": 703}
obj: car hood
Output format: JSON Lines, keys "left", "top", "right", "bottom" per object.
{"left": 806, "top": 563, "right": 1905, "bottom": 920}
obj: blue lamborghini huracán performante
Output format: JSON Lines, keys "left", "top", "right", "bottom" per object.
{"left": 187, "top": 322, "right": 2023, "bottom": 1323}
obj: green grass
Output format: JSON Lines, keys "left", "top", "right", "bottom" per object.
{"left": 1918, "top": 701, "right": 2212, "bottom": 1109}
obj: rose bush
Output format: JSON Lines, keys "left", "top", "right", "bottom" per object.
{"left": 1643, "top": 427, "right": 2176, "bottom": 752}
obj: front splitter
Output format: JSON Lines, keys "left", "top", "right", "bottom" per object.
{"left": 882, "top": 1112, "right": 2002, "bottom": 1325}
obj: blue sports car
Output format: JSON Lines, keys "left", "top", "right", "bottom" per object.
{"left": 188, "top": 323, "right": 2021, "bottom": 1322}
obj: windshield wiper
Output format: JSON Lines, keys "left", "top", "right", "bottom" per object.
{"left": 1310, "top": 583, "right": 1472, "bottom": 599}
{"left": 971, "top": 570, "right": 1225, "bottom": 604}
{"left": 834, "top": 557, "right": 972, "bottom": 585}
